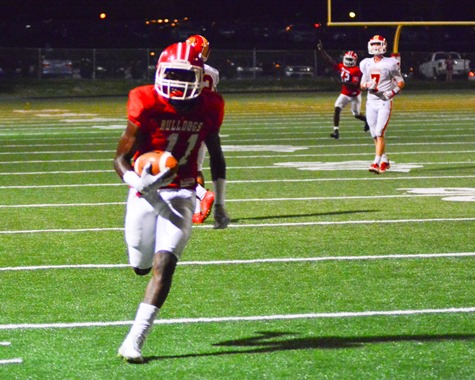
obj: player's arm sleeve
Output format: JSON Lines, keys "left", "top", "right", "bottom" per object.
{"left": 213, "top": 67, "right": 220, "bottom": 90}
{"left": 393, "top": 73, "right": 405, "bottom": 88}
{"left": 392, "top": 64, "right": 405, "bottom": 90}
{"left": 359, "top": 62, "right": 368, "bottom": 88}
{"left": 205, "top": 132, "right": 226, "bottom": 180}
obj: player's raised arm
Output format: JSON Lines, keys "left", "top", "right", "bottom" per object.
{"left": 317, "top": 40, "right": 337, "bottom": 67}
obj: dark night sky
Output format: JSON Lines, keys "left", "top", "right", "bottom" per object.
{"left": 0, "top": 0, "right": 473, "bottom": 50}
{"left": 1, "top": 0, "right": 473, "bottom": 23}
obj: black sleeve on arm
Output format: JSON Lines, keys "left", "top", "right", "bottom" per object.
{"left": 204, "top": 132, "right": 226, "bottom": 181}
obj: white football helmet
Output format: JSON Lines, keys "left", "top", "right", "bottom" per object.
{"left": 368, "top": 35, "right": 387, "bottom": 55}
{"left": 343, "top": 51, "right": 358, "bottom": 67}
{"left": 155, "top": 42, "right": 204, "bottom": 100}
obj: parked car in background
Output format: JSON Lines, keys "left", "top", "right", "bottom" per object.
{"left": 41, "top": 59, "right": 73, "bottom": 77}
{"left": 236, "top": 65, "right": 263, "bottom": 78}
{"left": 284, "top": 65, "right": 314, "bottom": 79}
{"left": 419, "top": 52, "right": 470, "bottom": 80}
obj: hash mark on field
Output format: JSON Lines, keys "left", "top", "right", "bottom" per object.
{"left": 0, "top": 358, "right": 23, "bottom": 365}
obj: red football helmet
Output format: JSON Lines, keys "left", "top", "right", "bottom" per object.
{"left": 343, "top": 51, "right": 358, "bottom": 67}
{"left": 368, "top": 35, "right": 387, "bottom": 55}
{"left": 186, "top": 35, "right": 210, "bottom": 62}
{"left": 155, "top": 42, "right": 204, "bottom": 100}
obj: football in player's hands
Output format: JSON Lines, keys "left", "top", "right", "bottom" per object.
{"left": 134, "top": 151, "right": 178, "bottom": 177}
{"left": 367, "top": 80, "right": 377, "bottom": 91}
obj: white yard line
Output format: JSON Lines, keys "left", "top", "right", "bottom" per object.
{"left": 1, "top": 252, "right": 474, "bottom": 272}
{"left": 0, "top": 152, "right": 475, "bottom": 165}
{"left": 0, "top": 162, "right": 474, "bottom": 176}
{"left": 1, "top": 175, "right": 475, "bottom": 190}
{"left": 0, "top": 217, "right": 474, "bottom": 235}
{"left": 0, "top": 140, "right": 474, "bottom": 156}
{"left": 0, "top": 193, "right": 468, "bottom": 209}
{"left": 1, "top": 307, "right": 474, "bottom": 331}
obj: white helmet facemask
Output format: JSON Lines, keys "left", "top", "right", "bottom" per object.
{"left": 155, "top": 62, "right": 203, "bottom": 100}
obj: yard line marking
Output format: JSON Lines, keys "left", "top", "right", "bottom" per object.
{"left": 1, "top": 152, "right": 475, "bottom": 165}
{"left": 1, "top": 175, "right": 475, "bottom": 190}
{"left": 1, "top": 252, "right": 474, "bottom": 272}
{"left": 0, "top": 170, "right": 113, "bottom": 175}
{"left": 0, "top": 202, "right": 124, "bottom": 208}
{"left": 218, "top": 218, "right": 475, "bottom": 228}
{"left": 224, "top": 151, "right": 475, "bottom": 159}
{"left": 0, "top": 341, "right": 23, "bottom": 366}
{"left": 4, "top": 116, "right": 473, "bottom": 127}
{"left": 179, "top": 253, "right": 475, "bottom": 265}
{"left": 228, "top": 175, "right": 475, "bottom": 184}
{"left": 0, "top": 161, "right": 473, "bottom": 175}
{"left": 1, "top": 307, "right": 474, "bottom": 330}
{"left": 0, "top": 218, "right": 474, "bottom": 234}
{"left": 0, "top": 264, "right": 129, "bottom": 271}
{"left": 0, "top": 158, "right": 113, "bottom": 165}
{"left": 0, "top": 227, "right": 123, "bottom": 234}
{"left": 0, "top": 192, "right": 473, "bottom": 209}
{"left": 0, "top": 140, "right": 474, "bottom": 156}
{"left": 1, "top": 158, "right": 474, "bottom": 176}
{"left": 0, "top": 359, "right": 23, "bottom": 365}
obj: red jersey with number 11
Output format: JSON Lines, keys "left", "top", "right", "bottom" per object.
{"left": 127, "top": 85, "right": 224, "bottom": 189}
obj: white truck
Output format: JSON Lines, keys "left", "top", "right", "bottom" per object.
{"left": 419, "top": 52, "right": 470, "bottom": 80}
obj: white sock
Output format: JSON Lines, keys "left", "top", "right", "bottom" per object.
{"left": 381, "top": 154, "right": 388, "bottom": 163}
{"left": 126, "top": 303, "right": 159, "bottom": 344}
{"left": 194, "top": 199, "right": 201, "bottom": 214}
{"left": 374, "top": 155, "right": 381, "bottom": 165}
{"left": 195, "top": 184, "right": 207, "bottom": 200}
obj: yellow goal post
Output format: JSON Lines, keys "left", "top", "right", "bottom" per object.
{"left": 326, "top": 0, "right": 475, "bottom": 54}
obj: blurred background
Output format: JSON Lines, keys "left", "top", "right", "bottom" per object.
{"left": 0, "top": 0, "right": 473, "bottom": 82}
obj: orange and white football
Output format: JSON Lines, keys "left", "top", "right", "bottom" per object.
{"left": 134, "top": 150, "right": 178, "bottom": 176}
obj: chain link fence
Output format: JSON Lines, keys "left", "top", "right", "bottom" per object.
{"left": 1, "top": 47, "right": 473, "bottom": 81}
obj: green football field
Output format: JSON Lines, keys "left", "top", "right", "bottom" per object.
{"left": 1, "top": 90, "right": 474, "bottom": 379}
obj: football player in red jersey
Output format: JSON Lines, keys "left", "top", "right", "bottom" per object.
{"left": 185, "top": 34, "right": 219, "bottom": 224}
{"left": 114, "top": 42, "right": 230, "bottom": 363}
{"left": 360, "top": 35, "right": 405, "bottom": 174}
{"left": 317, "top": 40, "right": 369, "bottom": 139}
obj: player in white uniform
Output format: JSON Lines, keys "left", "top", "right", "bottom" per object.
{"left": 360, "top": 35, "right": 405, "bottom": 174}
{"left": 186, "top": 35, "right": 220, "bottom": 223}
